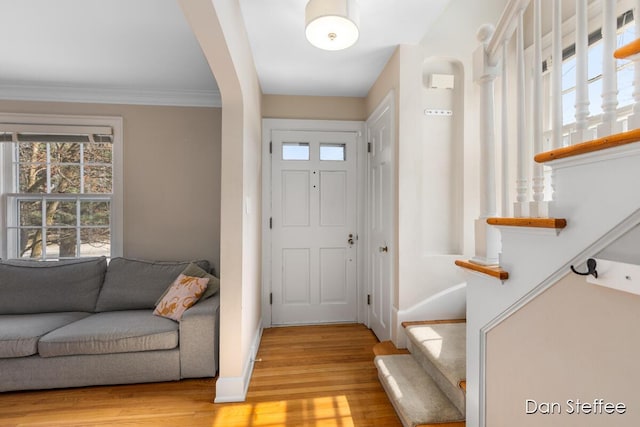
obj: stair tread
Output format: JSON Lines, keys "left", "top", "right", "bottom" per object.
{"left": 455, "top": 259, "right": 509, "bottom": 280}
{"left": 487, "top": 217, "right": 567, "bottom": 229}
{"left": 405, "top": 322, "right": 466, "bottom": 389}
{"left": 375, "top": 355, "right": 464, "bottom": 427}
{"left": 534, "top": 128, "right": 640, "bottom": 163}
{"left": 614, "top": 38, "right": 640, "bottom": 59}
{"left": 374, "top": 341, "right": 410, "bottom": 356}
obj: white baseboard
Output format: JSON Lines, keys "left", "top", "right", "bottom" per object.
{"left": 214, "top": 321, "right": 263, "bottom": 403}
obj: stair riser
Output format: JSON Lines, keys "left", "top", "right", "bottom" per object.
{"left": 407, "top": 339, "right": 466, "bottom": 414}
{"left": 377, "top": 370, "right": 414, "bottom": 427}
{"left": 375, "top": 355, "right": 464, "bottom": 427}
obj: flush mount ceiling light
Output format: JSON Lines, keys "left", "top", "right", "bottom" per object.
{"left": 305, "top": 0, "right": 360, "bottom": 51}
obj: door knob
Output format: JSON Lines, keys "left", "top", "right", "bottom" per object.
{"left": 379, "top": 246, "right": 388, "bottom": 252}
{"left": 348, "top": 233, "right": 354, "bottom": 245}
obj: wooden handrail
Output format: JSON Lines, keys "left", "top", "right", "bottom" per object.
{"left": 487, "top": 217, "right": 567, "bottom": 229}
{"left": 614, "top": 39, "right": 640, "bottom": 59}
{"left": 455, "top": 259, "right": 509, "bottom": 280}
{"left": 535, "top": 128, "right": 640, "bottom": 163}
{"left": 486, "top": 0, "right": 531, "bottom": 64}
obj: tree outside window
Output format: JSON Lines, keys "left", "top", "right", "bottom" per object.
{"left": 11, "top": 137, "right": 112, "bottom": 259}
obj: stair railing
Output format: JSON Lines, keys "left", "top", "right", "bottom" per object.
{"left": 471, "top": 0, "right": 639, "bottom": 266}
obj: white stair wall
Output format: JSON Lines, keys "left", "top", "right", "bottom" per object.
{"left": 465, "top": 143, "right": 640, "bottom": 427}
{"left": 395, "top": 282, "right": 467, "bottom": 348}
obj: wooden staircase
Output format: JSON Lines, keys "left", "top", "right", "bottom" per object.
{"left": 374, "top": 29, "right": 640, "bottom": 427}
{"left": 374, "top": 321, "right": 466, "bottom": 427}
{"left": 459, "top": 0, "right": 640, "bottom": 422}
{"left": 455, "top": 125, "right": 640, "bottom": 282}
{"left": 614, "top": 38, "right": 640, "bottom": 59}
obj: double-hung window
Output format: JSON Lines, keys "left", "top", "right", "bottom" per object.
{"left": 0, "top": 114, "right": 123, "bottom": 260}
{"left": 555, "top": 9, "right": 635, "bottom": 126}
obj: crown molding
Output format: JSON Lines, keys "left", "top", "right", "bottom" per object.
{"left": 0, "top": 83, "right": 222, "bottom": 108}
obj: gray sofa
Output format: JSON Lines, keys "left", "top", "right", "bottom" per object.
{"left": 0, "top": 257, "right": 220, "bottom": 392}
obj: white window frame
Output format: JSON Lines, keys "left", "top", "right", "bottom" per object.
{"left": 556, "top": 9, "right": 635, "bottom": 126}
{"left": 532, "top": 1, "right": 636, "bottom": 138}
{"left": 0, "top": 113, "right": 123, "bottom": 260}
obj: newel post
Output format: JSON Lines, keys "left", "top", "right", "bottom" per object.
{"left": 471, "top": 24, "right": 500, "bottom": 266}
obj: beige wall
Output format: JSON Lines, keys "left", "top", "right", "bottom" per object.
{"left": 486, "top": 273, "right": 640, "bottom": 426}
{"left": 0, "top": 99, "right": 221, "bottom": 268}
{"left": 367, "top": 45, "right": 461, "bottom": 343}
{"left": 179, "top": 0, "right": 263, "bottom": 402}
{"left": 262, "top": 94, "right": 366, "bottom": 121}
{"left": 366, "top": 47, "right": 400, "bottom": 119}
{"left": 366, "top": 47, "right": 401, "bottom": 313}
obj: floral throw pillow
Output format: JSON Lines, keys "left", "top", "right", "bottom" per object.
{"left": 153, "top": 274, "right": 210, "bottom": 321}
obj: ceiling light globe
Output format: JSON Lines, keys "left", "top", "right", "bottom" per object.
{"left": 305, "top": 0, "right": 359, "bottom": 51}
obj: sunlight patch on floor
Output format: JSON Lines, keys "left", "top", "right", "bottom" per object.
{"left": 211, "top": 395, "right": 354, "bottom": 427}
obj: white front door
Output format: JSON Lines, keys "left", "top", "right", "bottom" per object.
{"left": 367, "top": 98, "right": 394, "bottom": 341}
{"left": 271, "top": 130, "right": 358, "bottom": 325}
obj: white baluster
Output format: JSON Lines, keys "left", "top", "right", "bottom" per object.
{"left": 530, "top": 0, "right": 548, "bottom": 217}
{"left": 627, "top": 0, "right": 640, "bottom": 129}
{"left": 471, "top": 24, "right": 500, "bottom": 266}
{"left": 598, "top": 0, "right": 622, "bottom": 136}
{"left": 514, "top": 8, "right": 529, "bottom": 217}
{"left": 551, "top": 0, "right": 563, "bottom": 151}
{"left": 550, "top": 0, "right": 563, "bottom": 204}
{"left": 572, "top": 0, "right": 593, "bottom": 143}
{"left": 501, "top": 41, "right": 510, "bottom": 217}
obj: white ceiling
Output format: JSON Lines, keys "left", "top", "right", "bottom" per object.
{"left": 0, "top": 0, "right": 219, "bottom": 106}
{"left": 0, "top": 0, "right": 452, "bottom": 106}
{"left": 240, "top": 0, "right": 452, "bottom": 97}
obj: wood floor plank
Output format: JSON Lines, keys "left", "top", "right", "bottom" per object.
{"left": 0, "top": 323, "right": 402, "bottom": 426}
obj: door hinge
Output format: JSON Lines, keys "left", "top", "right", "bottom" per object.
{"left": 269, "top": 141, "right": 272, "bottom": 154}
{"left": 367, "top": 294, "right": 371, "bottom": 305}
{"left": 367, "top": 142, "right": 371, "bottom": 153}
{"left": 269, "top": 217, "right": 273, "bottom": 229}
{"left": 270, "top": 293, "right": 273, "bottom": 305}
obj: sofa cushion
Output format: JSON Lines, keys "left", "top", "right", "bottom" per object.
{"left": 154, "top": 274, "right": 209, "bottom": 321}
{"left": 0, "top": 312, "right": 91, "bottom": 358}
{"left": 38, "top": 311, "right": 179, "bottom": 357}
{"left": 0, "top": 257, "right": 105, "bottom": 267}
{"left": 0, "top": 257, "right": 107, "bottom": 314}
{"left": 95, "top": 258, "right": 210, "bottom": 312}
{"left": 182, "top": 263, "right": 220, "bottom": 300}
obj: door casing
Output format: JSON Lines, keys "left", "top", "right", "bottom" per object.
{"left": 365, "top": 91, "right": 395, "bottom": 342}
{"left": 262, "top": 119, "right": 367, "bottom": 328}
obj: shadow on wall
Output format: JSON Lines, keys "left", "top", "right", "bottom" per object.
{"left": 396, "top": 279, "right": 466, "bottom": 349}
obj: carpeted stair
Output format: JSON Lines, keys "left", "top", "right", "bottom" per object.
{"left": 374, "top": 322, "right": 466, "bottom": 427}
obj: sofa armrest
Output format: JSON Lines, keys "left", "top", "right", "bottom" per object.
{"left": 179, "top": 293, "right": 220, "bottom": 378}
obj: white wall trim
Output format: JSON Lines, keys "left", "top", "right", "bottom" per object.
{"left": 364, "top": 90, "right": 396, "bottom": 340}
{"left": 0, "top": 83, "right": 222, "bottom": 108}
{"left": 214, "top": 322, "right": 263, "bottom": 403}
{"left": 261, "top": 118, "right": 366, "bottom": 329}
{"left": 478, "top": 207, "right": 640, "bottom": 427}
{"left": 545, "top": 141, "right": 640, "bottom": 170}
{"left": 493, "top": 225, "right": 563, "bottom": 237}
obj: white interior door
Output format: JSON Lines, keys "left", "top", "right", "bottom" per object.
{"left": 271, "top": 130, "right": 358, "bottom": 325}
{"left": 367, "top": 100, "right": 394, "bottom": 341}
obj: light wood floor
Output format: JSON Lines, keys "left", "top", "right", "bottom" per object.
{"left": 0, "top": 324, "right": 402, "bottom": 427}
